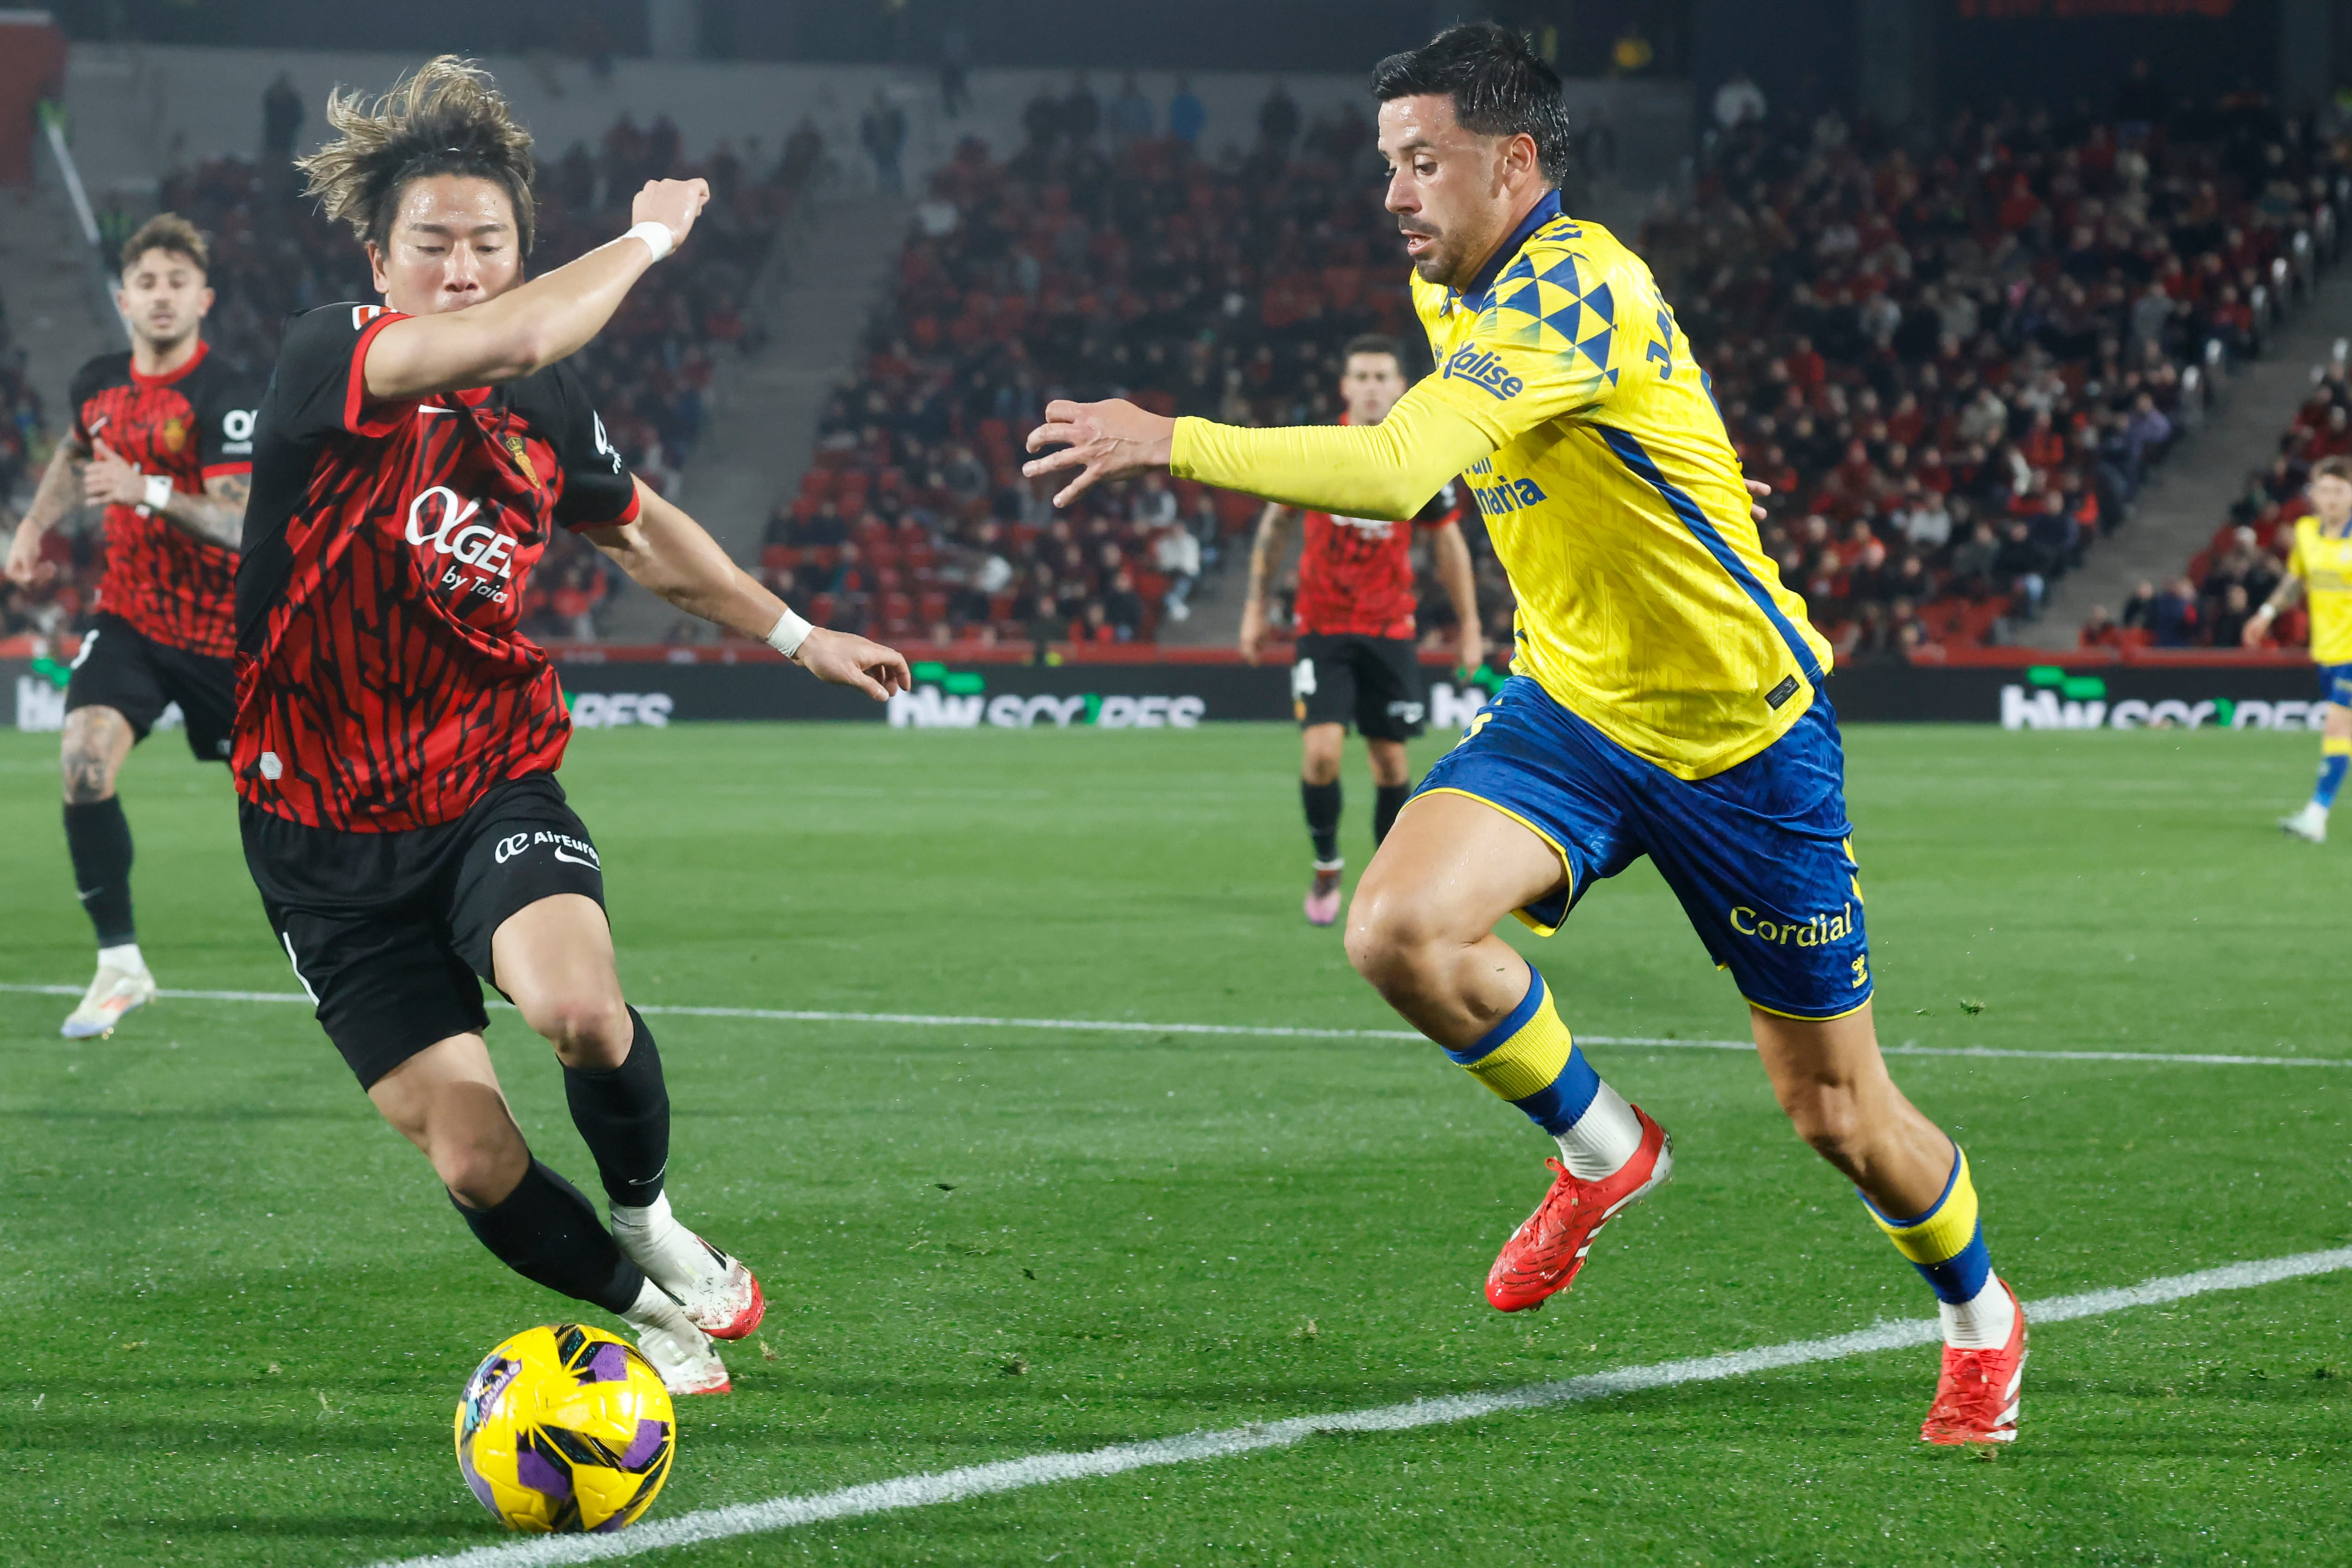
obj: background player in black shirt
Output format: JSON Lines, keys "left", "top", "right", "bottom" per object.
{"left": 3, "top": 215, "right": 258, "bottom": 1038}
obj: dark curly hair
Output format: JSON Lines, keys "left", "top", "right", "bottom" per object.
{"left": 295, "top": 56, "right": 538, "bottom": 257}
{"left": 1370, "top": 23, "right": 1574, "bottom": 186}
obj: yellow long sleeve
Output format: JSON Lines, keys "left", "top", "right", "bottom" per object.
{"left": 1168, "top": 383, "right": 1497, "bottom": 520}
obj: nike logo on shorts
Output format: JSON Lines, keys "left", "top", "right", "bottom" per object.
{"left": 553, "top": 847, "right": 598, "bottom": 867}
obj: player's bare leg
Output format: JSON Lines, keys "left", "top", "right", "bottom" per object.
{"left": 1345, "top": 791, "right": 1551, "bottom": 1041}
{"left": 2281, "top": 700, "right": 2350, "bottom": 842}
{"left": 1748, "top": 1004, "right": 1950, "bottom": 1214}
{"left": 1752, "top": 1004, "right": 2025, "bottom": 1442}
{"left": 57, "top": 704, "right": 155, "bottom": 1038}
{"left": 1347, "top": 792, "right": 1668, "bottom": 1309}
{"left": 368, "top": 1030, "right": 729, "bottom": 1395}
{"left": 1300, "top": 722, "right": 1348, "bottom": 924}
{"left": 492, "top": 895, "right": 765, "bottom": 1340}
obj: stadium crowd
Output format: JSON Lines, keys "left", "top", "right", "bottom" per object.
{"left": 10, "top": 76, "right": 2351, "bottom": 663}
{"left": 764, "top": 88, "right": 1487, "bottom": 649}
{"left": 1648, "top": 88, "right": 2348, "bottom": 658}
{"left": 0, "top": 110, "right": 821, "bottom": 644}
{"left": 2081, "top": 346, "right": 2352, "bottom": 650}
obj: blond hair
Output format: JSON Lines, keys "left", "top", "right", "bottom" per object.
{"left": 296, "top": 56, "right": 537, "bottom": 255}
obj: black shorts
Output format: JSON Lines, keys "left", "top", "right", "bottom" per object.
{"left": 1292, "top": 633, "right": 1426, "bottom": 741}
{"left": 240, "top": 773, "right": 605, "bottom": 1088}
{"left": 64, "top": 612, "right": 236, "bottom": 763}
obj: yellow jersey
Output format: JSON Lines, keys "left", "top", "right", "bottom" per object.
{"left": 1407, "top": 192, "right": 1828, "bottom": 779}
{"left": 2286, "top": 512, "right": 2352, "bottom": 664}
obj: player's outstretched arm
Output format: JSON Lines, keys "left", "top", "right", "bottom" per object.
{"left": 1238, "top": 503, "right": 1295, "bottom": 665}
{"left": 581, "top": 480, "right": 911, "bottom": 700}
{"left": 80, "top": 438, "right": 246, "bottom": 550}
{"left": 361, "top": 179, "right": 710, "bottom": 402}
{"left": 4, "top": 437, "right": 89, "bottom": 586}
{"left": 1025, "top": 386, "right": 1494, "bottom": 520}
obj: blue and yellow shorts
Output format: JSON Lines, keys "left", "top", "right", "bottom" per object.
{"left": 2320, "top": 663, "right": 2352, "bottom": 707}
{"left": 1409, "top": 676, "right": 1871, "bottom": 1022}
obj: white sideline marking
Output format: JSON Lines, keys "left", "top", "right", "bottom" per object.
{"left": 366, "top": 1246, "right": 2352, "bottom": 1568}
{"left": 2, "top": 982, "right": 2346, "bottom": 1069}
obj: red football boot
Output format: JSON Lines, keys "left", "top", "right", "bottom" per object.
{"left": 1485, "top": 1105, "right": 1673, "bottom": 1312}
{"left": 1920, "top": 1280, "right": 2026, "bottom": 1444}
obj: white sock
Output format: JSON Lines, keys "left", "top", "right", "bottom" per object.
{"left": 1554, "top": 1080, "right": 1644, "bottom": 1180}
{"left": 610, "top": 1190, "right": 673, "bottom": 1234}
{"left": 97, "top": 941, "right": 145, "bottom": 974}
{"left": 1939, "top": 1275, "right": 2016, "bottom": 1350}
{"left": 619, "top": 1274, "right": 677, "bottom": 1327}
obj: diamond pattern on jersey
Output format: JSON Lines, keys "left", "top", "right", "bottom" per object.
{"left": 1481, "top": 240, "right": 1617, "bottom": 382}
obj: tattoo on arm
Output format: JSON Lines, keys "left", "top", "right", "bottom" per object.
{"left": 162, "top": 474, "right": 249, "bottom": 549}
{"left": 1247, "top": 506, "right": 1293, "bottom": 602}
{"left": 19, "top": 440, "right": 88, "bottom": 534}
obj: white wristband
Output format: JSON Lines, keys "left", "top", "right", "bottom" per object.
{"left": 623, "top": 220, "right": 675, "bottom": 263}
{"left": 142, "top": 474, "right": 173, "bottom": 512}
{"left": 764, "top": 606, "right": 815, "bottom": 660}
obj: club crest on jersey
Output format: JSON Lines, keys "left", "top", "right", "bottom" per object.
{"left": 501, "top": 433, "right": 543, "bottom": 492}
{"left": 161, "top": 418, "right": 187, "bottom": 454}
{"left": 1440, "top": 344, "right": 1524, "bottom": 400}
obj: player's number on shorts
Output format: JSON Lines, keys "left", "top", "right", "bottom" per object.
{"left": 69, "top": 628, "right": 98, "bottom": 670}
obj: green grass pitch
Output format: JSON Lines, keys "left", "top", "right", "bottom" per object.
{"left": 0, "top": 720, "right": 2346, "bottom": 1567}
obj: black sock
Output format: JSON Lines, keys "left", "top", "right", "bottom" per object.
{"left": 562, "top": 1007, "right": 671, "bottom": 1208}
{"left": 1302, "top": 780, "right": 1342, "bottom": 865}
{"left": 1373, "top": 782, "right": 1413, "bottom": 845}
{"left": 453, "top": 1158, "right": 645, "bottom": 1314}
{"left": 62, "top": 798, "right": 135, "bottom": 947}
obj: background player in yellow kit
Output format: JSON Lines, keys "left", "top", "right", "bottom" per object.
{"left": 2246, "top": 454, "right": 2352, "bottom": 842}
{"left": 1025, "top": 23, "right": 2023, "bottom": 1446}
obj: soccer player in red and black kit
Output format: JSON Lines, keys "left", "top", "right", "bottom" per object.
{"left": 239, "top": 59, "right": 909, "bottom": 1394}
{"left": 1238, "top": 335, "right": 1481, "bottom": 926}
{"left": 5, "top": 215, "right": 260, "bottom": 1038}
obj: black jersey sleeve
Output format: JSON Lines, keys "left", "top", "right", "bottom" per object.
{"left": 197, "top": 366, "right": 264, "bottom": 477}
{"left": 1414, "top": 478, "right": 1464, "bottom": 527}
{"left": 546, "top": 364, "right": 641, "bottom": 530}
{"left": 265, "top": 304, "right": 416, "bottom": 445}
{"left": 65, "top": 355, "right": 115, "bottom": 449}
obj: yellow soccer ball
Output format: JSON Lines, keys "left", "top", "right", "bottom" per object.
{"left": 454, "top": 1323, "right": 676, "bottom": 1534}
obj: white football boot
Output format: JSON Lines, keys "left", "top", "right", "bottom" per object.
{"left": 61, "top": 945, "right": 158, "bottom": 1038}
{"left": 620, "top": 1279, "right": 731, "bottom": 1396}
{"left": 610, "top": 1192, "right": 766, "bottom": 1340}
{"left": 2280, "top": 802, "right": 2328, "bottom": 844}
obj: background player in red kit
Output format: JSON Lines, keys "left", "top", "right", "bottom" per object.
{"left": 241, "top": 59, "right": 909, "bottom": 1394}
{"left": 1238, "top": 335, "right": 1480, "bottom": 925}
{"left": 4, "top": 215, "right": 259, "bottom": 1038}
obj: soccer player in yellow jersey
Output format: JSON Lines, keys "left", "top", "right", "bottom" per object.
{"left": 1027, "top": 24, "right": 2023, "bottom": 1445}
{"left": 2245, "top": 454, "right": 2352, "bottom": 842}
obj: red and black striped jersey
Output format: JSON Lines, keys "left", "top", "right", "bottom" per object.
{"left": 233, "top": 303, "right": 641, "bottom": 832}
{"left": 68, "top": 341, "right": 260, "bottom": 657}
{"left": 1293, "top": 469, "right": 1462, "bottom": 639}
